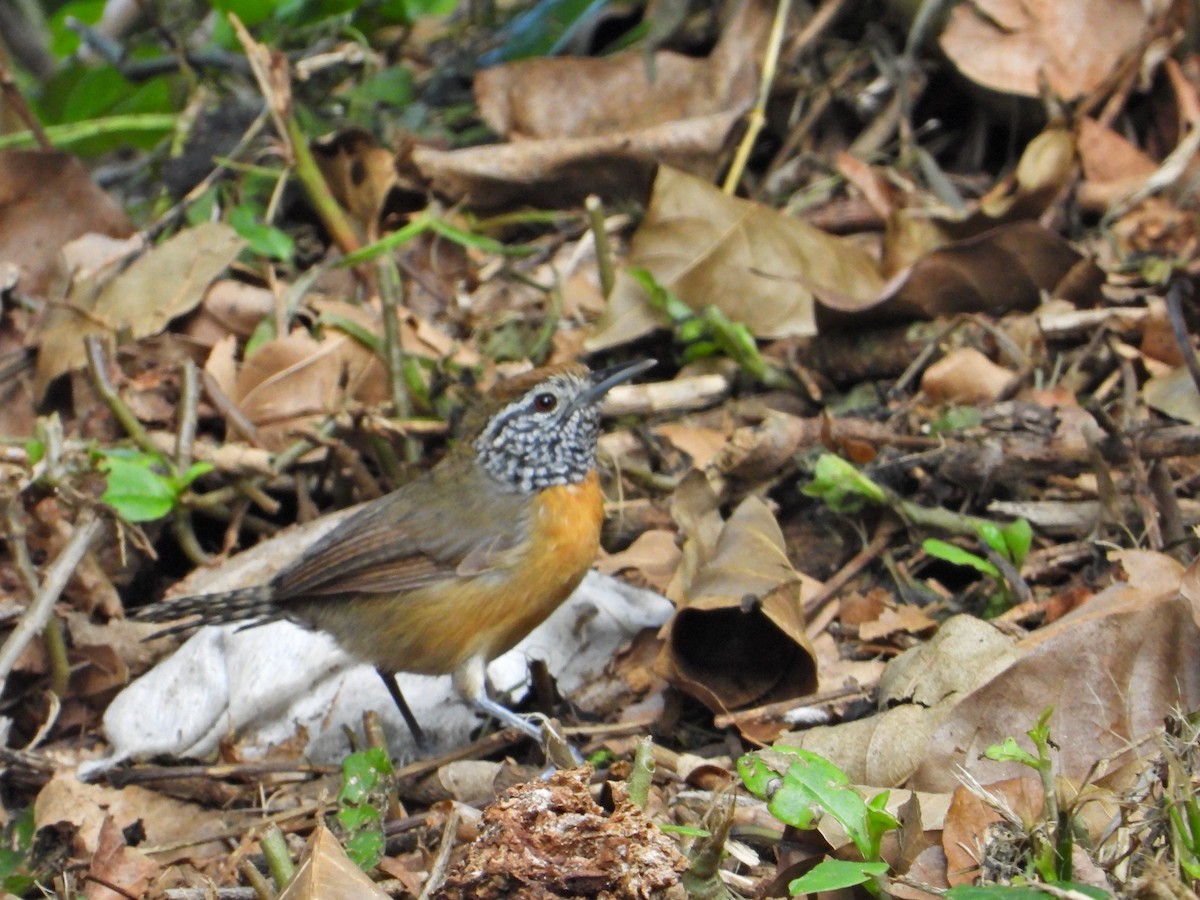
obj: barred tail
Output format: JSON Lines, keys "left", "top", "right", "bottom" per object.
{"left": 132, "top": 586, "right": 278, "bottom": 638}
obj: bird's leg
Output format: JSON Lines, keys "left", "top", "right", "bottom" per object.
{"left": 375, "top": 667, "right": 428, "bottom": 752}
{"left": 452, "top": 657, "right": 583, "bottom": 766}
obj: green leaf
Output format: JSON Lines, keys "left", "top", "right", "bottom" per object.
{"left": 923, "top": 538, "right": 1000, "bottom": 578}
{"left": 774, "top": 751, "right": 873, "bottom": 858}
{"left": 47, "top": 0, "right": 106, "bottom": 57}
{"left": 1001, "top": 518, "right": 1033, "bottom": 567}
{"left": 99, "top": 452, "right": 180, "bottom": 522}
{"left": 864, "top": 792, "right": 899, "bottom": 857}
{"left": 946, "top": 883, "right": 1109, "bottom": 900}
{"left": 737, "top": 752, "right": 785, "bottom": 799}
{"left": 629, "top": 267, "right": 690, "bottom": 322}
{"left": 229, "top": 205, "right": 295, "bottom": 261}
{"left": 983, "top": 736, "right": 1041, "bottom": 769}
{"left": 0, "top": 807, "right": 36, "bottom": 892}
{"left": 178, "top": 462, "right": 215, "bottom": 490}
{"left": 245, "top": 316, "right": 277, "bottom": 358}
{"left": 337, "top": 803, "right": 381, "bottom": 831}
{"left": 343, "top": 828, "right": 385, "bottom": 871}
{"left": 927, "top": 406, "right": 983, "bottom": 435}
{"left": 348, "top": 67, "right": 415, "bottom": 107}
{"left": 338, "top": 747, "right": 393, "bottom": 805}
{"left": 975, "top": 521, "right": 1007, "bottom": 558}
{"left": 802, "top": 454, "right": 887, "bottom": 512}
{"left": 789, "top": 858, "right": 889, "bottom": 893}
{"left": 318, "top": 313, "right": 384, "bottom": 355}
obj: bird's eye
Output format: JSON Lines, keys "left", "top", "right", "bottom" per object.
{"left": 532, "top": 392, "right": 558, "bottom": 412}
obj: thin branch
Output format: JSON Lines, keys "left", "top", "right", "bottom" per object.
{"left": 84, "top": 337, "right": 158, "bottom": 457}
{"left": 0, "top": 509, "right": 102, "bottom": 693}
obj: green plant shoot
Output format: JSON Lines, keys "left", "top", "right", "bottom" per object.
{"left": 739, "top": 747, "right": 899, "bottom": 895}
{"left": 97, "top": 449, "right": 213, "bottom": 523}
{"left": 336, "top": 747, "right": 394, "bottom": 870}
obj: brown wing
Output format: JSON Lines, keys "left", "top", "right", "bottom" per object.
{"left": 270, "top": 464, "right": 530, "bottom": 602}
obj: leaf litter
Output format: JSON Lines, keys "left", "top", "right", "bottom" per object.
{"left": 0, "top": 0, "right": 1199, "bottom": 897}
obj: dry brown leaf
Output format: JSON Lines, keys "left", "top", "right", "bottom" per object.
{"left": 313, "top": 128, "right": 401, "bottom": 233}
{"left": 821, "top": 221, "right": 1086, "bottom": 325}
{"left": 183, "top": 279, "right": 276, "bottom": 346}
{"left": 590, "top": 165, "right": 883, "bottom": 350}
{"left": 280, "top": 823, "right": 391, "bottom": 900}
{"left": 0, "top": 149, "right": 133, "bottom": 299}
{"left": 84, "top": 816, "right": 159, "bottom": 900}
{"left": 974, "top": 127, "right": 1078, "bottom": 224}
{"left": 1076, "top": 116, "right": 1159, "bottom": 211}
{"left": 942, "top": 775, "right": 1044, "bottom": 886}
{"left": 858, "top": 604, "right": 937, "bottom": 643}
{"left": 232, "top": 330, "right": 372, "bottom": 449}
{"left": 657, "top": 472, "right": 819, "bottom": 723}
{"left": 33, "top": 222, "right": 244, "bottom": 397}
{"left": 475, "top": 0, "right": 767, "bottom": 139}
{"left": 921, "top": 347, "right": 1016, "bottom": 405}
{"left": 785, "top": 615, "right": 1022, "bottom": 786}
{"left": 938, "top": 0, "right": 1157, "bottom": 99}
{"left": 1144, "top": 366, "right": 1200, "bottom": 426}
{"left": 909, "top": 551, "right": 1194, "bottom": 791}
{"left": 34, "top": 769, "right": 230, "bottom": 864}
{"left": 596, "top": 529, "right": 682, "bottom": 594}
{"left": 881, "top": 127, "right": 1078, "bottom": 275}
{"left": 410, "top": 114, "right": 732, "bottom": 211}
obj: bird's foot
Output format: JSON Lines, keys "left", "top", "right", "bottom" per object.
{"left": 473, "top": 696, "right": 584, "bottom": 768}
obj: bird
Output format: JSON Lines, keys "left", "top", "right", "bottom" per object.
{"left": 134, "top": 358, "right": 655, "bottom": 752}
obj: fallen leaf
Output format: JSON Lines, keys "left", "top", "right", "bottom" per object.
{"left": 921, "top": 347, "right": 1016, "bottom": 405}
{"left": 591, "top": 165, "right": 883, "bottom": 349}
{"left": 280, "top": 823, "right": 391, "bottom": 900}
{"left": 657, "top": 472, "right": 820, "bottom": 724}
{"left": 83, "top": 816, "right": 159, "bottom": 900}
{"left": 909, "top": 551, "right": 1194, "bottom": 791}
{"left": 938, "top": 0, "right": 1156, "bottom": 99}
{"left": 475, "top": 0, "right": 766, "bottom": 140}
{"left": 35, "top": 769, "right": 230, "bottom": 864}
{"left": 33, "top": 222, "right": 244, "bottom": 397}
{"left": 596, "top": 529, "right": 682, "bottom": 593}
{"left": 0, "top": 149, "right": 133, "bottom": 299}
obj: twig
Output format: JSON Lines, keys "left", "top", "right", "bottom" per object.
{"left": 4, "top": 500, "right": 70, "bottom": 696}
{"left": 1165, "top": 280, "right": 1200, "bottom": 398}
{"left": 416, "top": 806, "right": 461, "bottom": 900}
{"left": 258, "top": 824, "right": 295, "bottom": 891}
{"left": 228, "top": 14, "right": 361, "bottom": 255}
{"left": 0, "top": 509, "right": 102, "bottom": 692}
{"left": 585, "top": 195, "right": 615, "bottom": 298}
{"left": 375, "top": 257, "right": 420, "bottom": 464}
{"left": 202, "top": 369, "right": 265, "bottom": 448}
{"left": 84, "top": 337, "right": 159, "bottom": 457}
{"left": 627, "top": 737, "right": 655, "bottom": 808}
{"left": 173, "top": 359, "right": 210, "bottom": 566}
{"left": 0, "top": 57, "right": 51, "bottom": 150}
{"left": 723, "top": 0, "right": 792, "bottom": 193}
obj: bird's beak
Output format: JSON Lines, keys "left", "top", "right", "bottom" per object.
{"left": 574, "top": 358, "right": 655, "bottom": 410}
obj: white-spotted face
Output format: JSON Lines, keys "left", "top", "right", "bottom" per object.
{"left": 472, "top": 370, "right": 601, "bottom": 493}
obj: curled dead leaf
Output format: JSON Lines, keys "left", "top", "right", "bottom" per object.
{"left": 657, "top": 472, "right": 819, "bottom": 728}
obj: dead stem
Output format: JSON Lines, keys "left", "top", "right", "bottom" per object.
{"left": 84, "top": 337, "right": 158, "bottom": 457}
{"left": 0, "top": 509, "right": 102, "bottom": 693}
{"left": 172, "top": 358, "right": 210, "bottom": 566}
{"left": 416, "top": 805, "right": 460, "bottom": 900}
